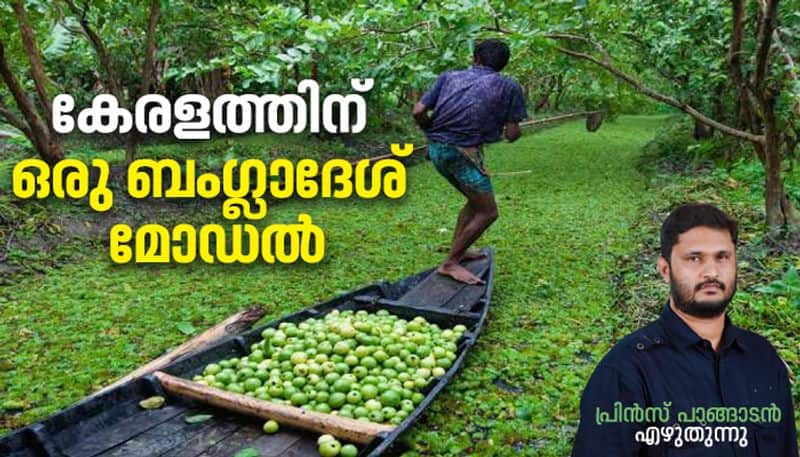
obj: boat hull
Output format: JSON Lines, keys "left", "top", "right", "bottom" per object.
{"left": 1, "top": 251, "right": 494, "bottom": 457}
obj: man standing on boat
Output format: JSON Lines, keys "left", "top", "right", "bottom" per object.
{"left": 412, "top": 39, "right": 527, "bottom": 284}
{"left": 571, "top": 203, "right": 798, "bottom": 456}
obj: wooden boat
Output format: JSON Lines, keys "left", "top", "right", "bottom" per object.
{"left": 1, "top": 251, "right": 494, "bottom": 457}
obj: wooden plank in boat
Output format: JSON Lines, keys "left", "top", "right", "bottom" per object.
{"left": 273, "top": 436, "right": 320, "bottom": 457}
{"left": 439, "top": 281, "right": 486, "bottom": 312}
{"left": 395, "top": 257, "right": 489, "bottom": 308}
{"left": 195, "top": 423, "right": 303, "bottom": 457}
{"left": 61, "top": 404, "right": 184, "bottom": 457}
{"left": 241, "top": 430, "right": 311, "bottom": 457}
{"left": 96, "top": 410, "right": 237, "bottom": 457}
{"left": 157, "top": 418, "right": 241, "bottom": 457}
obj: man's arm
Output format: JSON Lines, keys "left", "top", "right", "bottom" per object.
{"left": 412, "top": 101, "right": 432, "bottom": 130}
{"left": 413, "top": 72, "right": 447, "bottom": 131}
{"left": 504, "top": 81, "right": 527, "bottom": 142}
{"left": 504, "top": 122, "right": 521, "bottom": 142}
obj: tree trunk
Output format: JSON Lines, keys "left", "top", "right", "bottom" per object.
{"left": 534, "top": 92, "right": 550, "bottom": 113}
{"left": 713, "top": 82, "right": 726, "bottom": 126}
{"left": 545, "top": 1, "right": 795, "bottom": 228}
{"left": 693, "top": 118, "right": 714, "bottom": 140}
{"left": 533, "top": 76, "right": 556, "bottom": 113}
{"left": 728, "top": 0, "right": 745, "bottom": 87}
{"left": 0, "top": 40, "right": 62, "bottom": 164}
{"left": 197, "top": 67, "right": 230, "bottom": 99}
{"left": 786, "top": 122, "right": 798, "bottom": 171}
{"left": 311, "top": 53, "right": 319, "bottom": 82}
{"left": 762, "top": 95, "right": 800, "bottom": 226}
{"left": 0, "top": 99, "right": 32, "bottom": 138}
{"left": 688, "top": 95, "right": 714, "bottom": 140}
{"left": 63, "top": 0, "right": 124, "bottom": 102}
{"left": 11, "top": 0, "right": 53, "bottom": 126}
{"left": 753, "top": 0, "right": 798, "bottom": 227}
{"left": 125, "top": 0, "right": 161, "bottom": 164}
{"left": 553, "top": 75, "right": 566, "bottom": 111}
{"left": 293, "top": 65, "right": 301, "bottom": 86}
{"left": 780, "top": 193, "right": 800, "bottom": 226}
{"left": 10, "top": 0, "right": 63, "bottom": 163}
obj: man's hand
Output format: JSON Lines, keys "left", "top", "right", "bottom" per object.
{"left": 412, "top": 101, "right": 433, "bottom": 130}
{"left": 504, "top": 122, "right": 521, "bottom": 142}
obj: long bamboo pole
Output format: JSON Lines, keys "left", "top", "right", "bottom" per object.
{"left": 518, "top": 110, "right": 601, "bottom": 128}
{"left": 154, "top": 371, "right": 393, "bottom": 445}
{"left": 93, "top": 307, "right": 266, "bottom": 397}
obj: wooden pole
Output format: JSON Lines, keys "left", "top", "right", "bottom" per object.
{"left": 93, "top": 307, "right": 266, "bottom": 397}
{"left": 518, "top": 111, "right": 602, "bottom": 128}
{"left": 344, "top": 110, "right": 601, "bottom": 169}
{"left": 153, "top": 371, "right": 394, "bottom": 445}
{"left": 493, "top": 170, "right": 532, "bottom": 176}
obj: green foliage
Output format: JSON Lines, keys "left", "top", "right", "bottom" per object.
{"left": 42, "top": 17, "right": 78, "bottom": 59}
{"left": 2, "top": 0, "right": 799, "bottom": 135}
{"left": 639, "top": 115, "right": 756, "bottom": 175}
{"left": 686, "top": 135, "right": 741, "bottom": 163}
{"left": 0, "top": 136, "right": 32, "bottom": 193}
{"left": 1, "top": 0, "right": 658, "bottom": 130}
{"left": 233, "top": 448, "right": 260, "bottom": 457}
{"left": 628, "top": 1, "right": 730, "bottom": 106}
{"left": 638, "top": 116, "right": 698, "bottom": 173}
{"left": 755, "top": 266, "right": 800, "bottom": 308}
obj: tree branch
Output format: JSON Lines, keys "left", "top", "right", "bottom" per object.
{"left": 481, "top": 7, "right": 512, "bottom": 35}
{"left": 726, "top": 0, "right": 763, "bottom": 126}
{"left": 545, "top": 33, "right": 765, "bottom": 144}
{"left": 140, "top": 0, "right": 160, "bottom": 96}
{"left": 362, "top": 21, "right": 429, "bottom": 35}
{"left": 753, "top": 0, "right": 779, "bottom": 93}
{"left": 481, "top": 25, "right": 513, "bottom": 35}
{"left": 397, "top": 45, "right": 436, "bottom": 59}
{"left": 125, "top": 0, "right": 160, "bottom": 163}
{"left": 620, "top": 31, "right": 685, "bottom": 84}
{"left": 172, "top": 22, "right": 224, "bottom": 32}
{"left": 0, "top": 99, "right": 32, "bottom": 137}
{"left": 728, "top": 0, "right": 746, "bottom": 87}
{"left": 546, "top": 33, "right": 612, "bottom": 63}
{"left": 773, "top": 29, "right": 800, "bottom": 116}
{"left": 11, "top": 0, "right": 53, "bottom": 127}
{"left": 62, "top": 0, "right": 124, "bottom": 101}
{"left": 0, "top": 40, "right": 56, "bottom": 161}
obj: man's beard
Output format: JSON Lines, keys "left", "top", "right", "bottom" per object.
{"left": 669, "top": 270, "right": 737, "bottom": 318}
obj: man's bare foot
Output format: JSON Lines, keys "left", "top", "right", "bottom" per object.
{"left": 437, "top": 262, "right": 485, "bottom": 285}
{"left": 459, "top": 250, "right": 487, "bottom": 262}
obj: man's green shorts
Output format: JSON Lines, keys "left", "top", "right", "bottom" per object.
{"left": 428, "top": 142, "right": 493, "bottom": 194}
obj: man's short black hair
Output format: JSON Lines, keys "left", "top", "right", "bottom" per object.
{"left": 660, "top": 203, "right": 738, "bottom": 261}
{"left": 474, "top": 39, "right": 510, "bottom": 71}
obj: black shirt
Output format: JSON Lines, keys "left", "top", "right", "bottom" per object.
{"left": 572, "top": 303, "right": 798, "bottom": 456}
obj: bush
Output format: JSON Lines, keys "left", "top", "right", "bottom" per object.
{"left": 638, "top": 116, "right": 697, "bottom": 173}
{"left": 638, "top": 115, "right": 749, "bottom": 174}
